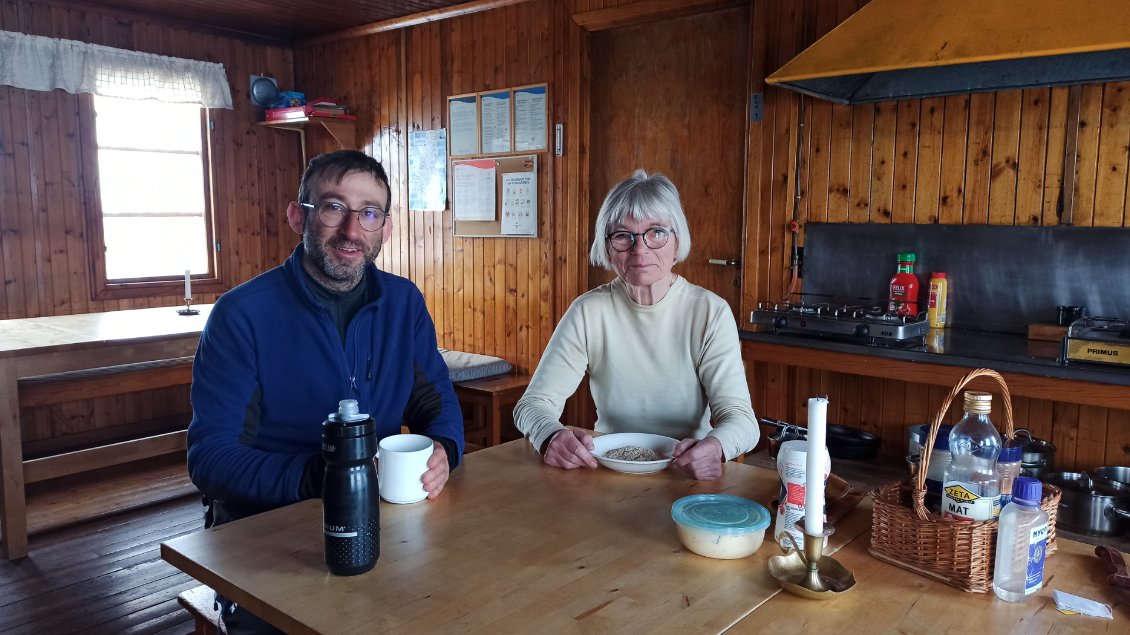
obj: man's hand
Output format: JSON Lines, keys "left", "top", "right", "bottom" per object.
{"left": 422, "top": 441, "right": 450, "bottom": 499}
{"left": 670, "top": 436, "right": 724, "bottom": 480}
{"left": 543, "top": 428, "right": 598, "bottom": 469}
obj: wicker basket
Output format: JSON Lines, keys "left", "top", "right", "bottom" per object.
{"left": 868, "top": 368, "right": 1061, "bottom": 593}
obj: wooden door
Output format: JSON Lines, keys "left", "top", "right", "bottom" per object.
{"left": 588, "top": 6, "right": 750, "bottom": 312}
{"left": 565, "top": 6, "right": 751, "bottom": 430}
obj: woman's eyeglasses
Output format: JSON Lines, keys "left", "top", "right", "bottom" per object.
{"left": 606, "top": 227, "right": 673, "bottom": 252}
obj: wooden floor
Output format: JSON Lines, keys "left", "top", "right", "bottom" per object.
{"left": 0, "top": 458, "right": 204, "bottom": 635}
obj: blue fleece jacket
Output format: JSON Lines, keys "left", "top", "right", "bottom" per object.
{"left": 187, "top": 244, "right": 463, "bottom": 508}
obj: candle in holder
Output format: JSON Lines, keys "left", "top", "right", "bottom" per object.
{"left": 184, "top": 269, "right": 192, "bottom": 300}
{"left": 804, "top": 396, "right": 828, "bottom": 535}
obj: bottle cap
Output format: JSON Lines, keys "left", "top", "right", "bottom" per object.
{"left": 931, "top": 272, "right": 946, "bottom": 278}
{"left": 1012, "top": 476, "right": 1042, "bottom": 505}
{"left": 998, "top": 438, "right": 1023, "bottom": 463}
{"left": 897, "top": 252, "right": 916, "bottom": 262}
{"left": 962, "top": 391, "right": 992, "bottom": 415}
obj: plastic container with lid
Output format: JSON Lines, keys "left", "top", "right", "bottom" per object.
{"left": 671, "top": 494, "right": 771, "bottom": 559}
{"left": 993, "top": 477, "right": 1049, "bottom": 602}
{"left": 997, "top": 438, "right": 1024, "bottom": 507}
{"left": 922, "top": 424, "right": 953, "bottom": 514}
{"left": 927, "top": 272, "right": 949, "bottom": 327}
{"left": 888, "top": 252, "right": 920, "bottom": 316}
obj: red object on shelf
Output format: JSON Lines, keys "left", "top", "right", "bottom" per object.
{"left": 264, "top": 106, "right": 307, "bottom": 121}
{"left": 264, "top": 108, "right": 356, "bottom": 122}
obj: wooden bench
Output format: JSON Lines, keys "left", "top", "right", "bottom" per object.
{"left": 177, "top": 585, "right": 223, "bottom": 635}
{"left": 16, "top": 357, "right": 195, "bottom": 484}
{"left": 452, "top": 373, "right": 531, "bottom": 447}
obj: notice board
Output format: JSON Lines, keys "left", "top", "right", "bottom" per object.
{"left": 453, "top": 154, "right": 538, "bottom": 237}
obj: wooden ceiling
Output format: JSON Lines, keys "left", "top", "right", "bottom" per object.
{"left": 66, "top": 0, "right": 482, "bottom": 42}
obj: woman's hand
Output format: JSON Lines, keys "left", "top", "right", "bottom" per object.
{"left": 671, "top": 436, "right": 724, "bottom": 480}
{"left": 543, "top": 428, "right": 598, "bottom": 469}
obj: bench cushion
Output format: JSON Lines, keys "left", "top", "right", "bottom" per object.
{"left": 440, "top": 348, "right": 512, "bottom": 382}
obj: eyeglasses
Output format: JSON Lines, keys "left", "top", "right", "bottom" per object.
{"left": 606, "top": 227, "right": 674, "bottom": 252}
{"left": 301, "top": 201, "right": 389, "bottom": 232}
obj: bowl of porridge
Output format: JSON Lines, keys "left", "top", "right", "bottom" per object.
{"left": 591, "top": 433, "right": 678, "bottom": 474}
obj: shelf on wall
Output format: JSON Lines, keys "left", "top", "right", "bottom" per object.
{"left": 258, "top": 117, "right": 357, "bottom": 164}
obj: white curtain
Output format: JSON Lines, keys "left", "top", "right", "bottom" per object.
{"left": 0, "top": 30, "right": 232, "bottom": 108}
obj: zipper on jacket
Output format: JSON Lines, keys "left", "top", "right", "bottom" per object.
{"left": 366, "top": 356, "right": 373, "bottom": 381}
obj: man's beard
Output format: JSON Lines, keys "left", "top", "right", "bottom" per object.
{"left": 303, "top": 227, "right": 379, "bottom": 292}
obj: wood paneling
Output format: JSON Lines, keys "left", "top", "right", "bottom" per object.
{"left": 1, "top": 0, "right": 300, "bottom": 449}
{"left": 741, "top": 0, "right": 1130, "bottom": 472}
{"left": 294, "top": 2, "right": 559, "bottom": 376}
{"left": 5, "top": 0, "right": 1128, "bottom": 472}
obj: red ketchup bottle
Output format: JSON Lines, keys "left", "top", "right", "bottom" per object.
{"left": 887, "top": 252, "right": 919, "bottom": 316}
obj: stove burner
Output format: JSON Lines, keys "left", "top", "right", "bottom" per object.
{"left": 1063, "top": 316, "right": 1130, "bottom": 367}
{"left": 751, "top": 298, "right": 930, "bottom": 344}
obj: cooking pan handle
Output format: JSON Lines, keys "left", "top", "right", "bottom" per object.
{"left": 1107, "top": 507, "right": 1130, "bottom": 521}
{"left": 761, "top": 417, "right": 789, "bottom": 429}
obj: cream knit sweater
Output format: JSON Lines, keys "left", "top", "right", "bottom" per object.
{"left": 514, "top": 276, "right": 759, "bottom": 460}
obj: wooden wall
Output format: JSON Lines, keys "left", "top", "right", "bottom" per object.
{"left": 2, "top": 0, "right": 301, "bottom": 447}
{"left": 740, "top": 0, "right": 1130, "bottom": 472}
{"left": 4, "top": 0, "right": 1127, "bottom": 471}
{"left": 293, "top": 1, "right": 563, "bottom": 376}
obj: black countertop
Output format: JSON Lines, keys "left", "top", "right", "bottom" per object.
{"left": 739, "top": 328, "right": 1130, "bottom": 388}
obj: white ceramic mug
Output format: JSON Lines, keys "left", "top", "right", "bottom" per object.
{"left": 377, "top": 434, "right": 432, "bottom": 504}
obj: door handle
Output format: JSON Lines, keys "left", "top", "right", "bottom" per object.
{"left": 708, "top": 259, "right": 741, "bottom": 266}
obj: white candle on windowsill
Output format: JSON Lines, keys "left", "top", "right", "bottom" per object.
{"left": 804, "top": 396, "right": 828, "bottom": 535}
{"left": 184, "top": 269, "right": 192, "bottom": 301}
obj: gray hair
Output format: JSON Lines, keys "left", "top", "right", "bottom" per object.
{"left": 588, "top": 169, "right": 692, "bottom": 270}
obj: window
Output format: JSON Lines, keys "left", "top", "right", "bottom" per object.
{"left": 89, "top": 94, "right": 215, "bottom": 291}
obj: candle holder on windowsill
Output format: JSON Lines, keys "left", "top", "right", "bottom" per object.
{"left": 767, "top": 522, "right": 856, "bottom": 600}
{"left": 176, "top": 298, "right": 200, "bottom": 316}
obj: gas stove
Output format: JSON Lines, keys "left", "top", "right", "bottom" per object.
{"left": 750, "top": 298, "right": 930, "bottom": 345}
{"left": 1063, "top": 316, "right": 1130, "bottom": 367}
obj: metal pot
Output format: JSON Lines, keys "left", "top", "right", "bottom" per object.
{"left": 1091, "top": 466, "right": 1130, "bottom": 488}
{"left": 1014, "top": 428, "right": 1056, "bottom": 479}
{"left": 1044, "top": 472, "right": 1130, "bottom": 537}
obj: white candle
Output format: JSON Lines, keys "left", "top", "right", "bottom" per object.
{"left": 184, "top": 269, "right": 192, "bottom": 300}
{"left": 804, "top": 396, "right": 828, "bottom": 535}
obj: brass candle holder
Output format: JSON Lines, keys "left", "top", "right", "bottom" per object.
{"left": 767, "top": 522, "right": 856, "bottom": 600}
{"left": 176, "top": 297, "right": 200, "bottom": 316}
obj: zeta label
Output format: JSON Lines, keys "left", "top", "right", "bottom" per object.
{"left": 943, "top": 483, "right": 977, "bottom": 502}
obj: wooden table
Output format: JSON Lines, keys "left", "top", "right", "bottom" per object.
{"left": 161, "top": 440, "right": 872, "bottom": 634}
{"left": 452, "top": 373, "right": 531, "bottom": 447}
{"left": 0, "top": 304, "right": 212, "bottom": 560}
{"left": 732, "top": 526, "right": 1128, "bottom": 634}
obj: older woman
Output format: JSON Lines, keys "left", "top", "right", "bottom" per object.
{"left": 513, "top": 169, "right": 759, "bottom": 480}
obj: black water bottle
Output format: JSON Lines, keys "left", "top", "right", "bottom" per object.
{"left": 321, "top": 399, "right": 380, "bottom": 576}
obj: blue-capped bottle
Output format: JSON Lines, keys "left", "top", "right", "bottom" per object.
{"left": 993, "top": 477, "right": 1049, "bottom": 601}
{"left": 322, "top": 399, "right": 380, "bottom": 576}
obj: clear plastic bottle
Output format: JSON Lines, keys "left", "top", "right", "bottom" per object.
{"left": 997, "top": 439, "right": 1023, "bottom": 507}
{"left": 993, "top": 477, "right": 1049, "bottom": 602}
{"left": 942, "top": 392, "right": 1002, "bottom": 521}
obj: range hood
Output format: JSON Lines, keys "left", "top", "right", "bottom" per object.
{"left": 765, "top": 0, "right": 1130, "bottom": 104}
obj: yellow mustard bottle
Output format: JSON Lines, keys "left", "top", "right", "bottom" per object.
{"left": 927, "top": 272, "right": 948, "bottom": 328}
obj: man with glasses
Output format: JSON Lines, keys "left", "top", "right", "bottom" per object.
{"left": 514, "top": 169, "right": 758, "bottom": 480}
{"left": 187, "top": 150, "right": 463, "bottom": 633}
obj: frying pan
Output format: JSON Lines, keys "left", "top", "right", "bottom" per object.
{"left": 761, "top": 417, "right": 880, "bottom": 460}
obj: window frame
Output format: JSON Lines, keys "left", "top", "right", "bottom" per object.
{"left": 80, "top": 94, "right": 226, "bottom": 301}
